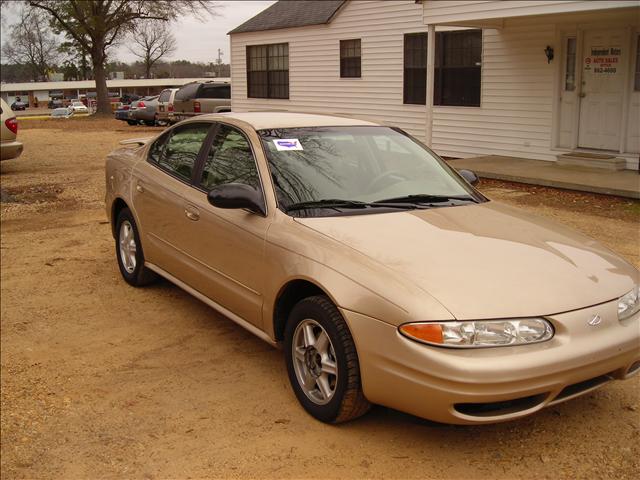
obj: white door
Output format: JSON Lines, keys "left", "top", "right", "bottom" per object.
{"left": 578, "top": 29, "right": 628, "bottom": 150}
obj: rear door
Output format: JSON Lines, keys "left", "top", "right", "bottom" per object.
{"left": 131, "top": 122, "right": 214, "bottom": 287}
{"left": 197, "top": 85, "right": 231, "bottom": 113}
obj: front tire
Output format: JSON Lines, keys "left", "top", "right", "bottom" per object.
{"left": 284, "top": 296, "right": 370, "bottom": 423}
{"left": 115, "top": 208, "right": 157, "bottom": 286}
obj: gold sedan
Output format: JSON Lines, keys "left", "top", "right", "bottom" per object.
{"left": 105, "top": 112, "right": 640, "bottom": 424}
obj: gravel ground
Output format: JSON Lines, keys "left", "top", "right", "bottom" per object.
{"left": 1, "top": 117, "right": 639, "bottom": 479}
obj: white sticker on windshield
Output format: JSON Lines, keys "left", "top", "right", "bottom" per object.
{"left": 273, "top": 139, "right": 303, "bottom": 151}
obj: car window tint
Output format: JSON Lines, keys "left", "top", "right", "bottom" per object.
{"left": 154, "top": 124, "right": 210, "bottom": 182}
{"left": 200, "top": 125, "right": 260, "bottom": 190}
{"left": 158, "top": 90, "right": 170, "bottom": 102}
{"left": 175, "top": 83, "right": 199, "bottom": 101}
{"left": 199, "top": 85, "right": 231, "bottom": 99}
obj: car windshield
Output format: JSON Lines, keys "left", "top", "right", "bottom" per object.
{"left": 259, "top": 126, "right": 484, "bottom": 215}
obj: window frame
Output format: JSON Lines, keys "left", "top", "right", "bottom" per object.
{"left": 340, "top": 39, "right": 362, "bottom": 78}
{"left": 403, "top": 29, "right": 482, "bottom": 107}
{"left": 194, "top": 122, "right": 269, "bottom": 216}
{"left": 246, "top": 42, "right": 290, "bottom": 99}
{"left": 147, "top": 122, "right": 217, "bottom": 186}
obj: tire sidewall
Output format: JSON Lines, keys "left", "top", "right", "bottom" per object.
{"left": 115, "top": 208, "right": 146, "bottom": 286}
{"left": 284, "top": 298, "right": 352, "bottom": 423}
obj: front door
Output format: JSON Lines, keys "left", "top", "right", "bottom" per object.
{"left": 578, "top": 29, "right": 628, "bottom": 150}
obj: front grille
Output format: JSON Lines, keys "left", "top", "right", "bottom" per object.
{"left": 454, "top": 393, "right": 547, "bottom": 417}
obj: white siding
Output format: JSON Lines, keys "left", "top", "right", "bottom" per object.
{"left": 230, "top": 0, "right": 639, "bottom": 163}
{"left": 422, "top": 1, "right": 639, "bottom": 26}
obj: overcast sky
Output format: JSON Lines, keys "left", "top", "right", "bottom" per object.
{"left": 0, "top": 1, "right": 276, "bottom": 65}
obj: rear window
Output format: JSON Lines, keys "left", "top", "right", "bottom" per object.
{"left": 158, "top": 90, "right": 171, "bottom": 102}
{"left": 175, "top": 83, "right": 200, "bottom": 101}
{"left": 198, "top": 85, "right": 231, "bottom": 99}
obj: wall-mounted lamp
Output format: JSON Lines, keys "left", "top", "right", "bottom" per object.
{"left": 544, "top": 46, "right": 554, "bottom": 64}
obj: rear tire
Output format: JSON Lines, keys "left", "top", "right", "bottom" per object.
{"left": 115, "top": 208, "right": 157, "bottom": 287}
{"left": 284, "top": 295, "right": 370, "bottom": 423}
{"left": 126, "top": 120, "right": 137, "bottom": 126}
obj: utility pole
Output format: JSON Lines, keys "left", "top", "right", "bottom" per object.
{"left": 216, "top": 48, "right": 223, "bottom": 77}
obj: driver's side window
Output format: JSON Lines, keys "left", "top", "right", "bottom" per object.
{"left": 200, "top": 124, "right": 261, "bottom": 190}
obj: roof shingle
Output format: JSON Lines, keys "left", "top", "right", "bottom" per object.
{"left": 229, "top": 0, "right": 346, "bottom": 34}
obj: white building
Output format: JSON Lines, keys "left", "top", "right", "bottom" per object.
{"left": 229, "top": 0, "right": 640, "bottom": 169}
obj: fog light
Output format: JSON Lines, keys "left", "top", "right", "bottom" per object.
{"left": 399, "top": 318, "right": 553, "bottom": 348}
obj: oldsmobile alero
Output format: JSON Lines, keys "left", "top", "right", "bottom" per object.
{"left": 105, "top": 112, "right": 640, "bottom": 424}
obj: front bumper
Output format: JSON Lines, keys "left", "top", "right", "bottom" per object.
{"left": 342, "top": 300, "right": 640, "bottom": 424}
{"left": 1, "top": 140, "right": 24, "bottom": 160}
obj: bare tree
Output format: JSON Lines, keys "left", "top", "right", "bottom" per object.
{"left": 129, "top": 22, "right": 176, "bottom": 79}
{"left": 28, "top": 1, "right": 219, "bottom": 114}
{"left": 1, "top": 8, "right": 61, "bottom": 81}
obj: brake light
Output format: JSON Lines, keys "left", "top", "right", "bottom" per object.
{"left": 168, "top": 103, "right": 174, "bottom": 112}
{"left": 137, "top": 101, "right": 145, "bottom": 108}
{"left": 122, "top": 105, "right": 130, "bottom": 110}
{"left": 5, "top": 117, "right": 18, "bottom": 135}
{"left": 194, "top": 101, "right": 201, "bottom": 113}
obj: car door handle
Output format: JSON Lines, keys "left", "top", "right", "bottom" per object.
{"left": 136, "top": 183, "right": 144, "bottom": 193}
{"left": 184, "top": 206, "right": 200, "bottom": 221}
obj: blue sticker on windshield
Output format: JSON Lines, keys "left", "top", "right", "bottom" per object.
{"left": 274, "top": 139, "right": 303, "bottom": 151}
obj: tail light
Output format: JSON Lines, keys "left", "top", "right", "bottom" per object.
{"left": 168, "top": 103, "right": 174, "bottom": 112}
{"left": 137, "top": 101, "right": 146, "bottom": 108}
{"left": 122, "top": 105, "right": 130, "bottom": 110}
{"left": 5, "top": 118, "right": 18, "bottom": 135}
{"left": 194, "top": 101, "right": 201, "bottom": 113}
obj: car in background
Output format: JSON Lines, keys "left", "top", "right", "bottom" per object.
{"left": 156, "top": 88, "right": 179, "bottom": 125}
{"left": 171, "top": 81, "right": 230, "bottom": 122}
{"left": 11, "top": 101, "right": 27, "bottom": 111}
{"left": 1, "top": 98, "right": 23, "bottom": 160}
{"left": 105, "top": 112, "right": 640, "bottom": 425}
{"left": 127, "top": 96, "right": 160, "bottom": 126}
{"left": 68, "top": 101, "right": 89, "bottom": 113}
{"left": 48, "top": 99, "right": 64, "bottom": 109}
{"left": 120, "top": 93, "right": 141, "bottom": 105}
{"left": 51, "top": 108, "right": 74, "bottom": 119}
{"left": 114, "top": 104, "right": 136, "bottom": 125}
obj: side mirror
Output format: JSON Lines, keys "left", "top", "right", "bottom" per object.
{"left": 458, "top": 169, "right": 479, "bottom": 186}
{"left": 207, "top": 183, "right": 266, "bottom": 216}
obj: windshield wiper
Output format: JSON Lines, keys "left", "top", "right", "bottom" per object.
{"left": 284, "top": 198, "right": 416, "bottom": 212}
{"left": 374, "top": 194, "right": 478, "bottom": 204}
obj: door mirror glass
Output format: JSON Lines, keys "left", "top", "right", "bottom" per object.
{"left": 207, "top": 183, "right": 266, "bottom": 216}
{"left": 458, "top": 169, "right": 479, "bottom": 186}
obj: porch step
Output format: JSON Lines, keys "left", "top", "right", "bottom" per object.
{"left": 556, "top": 152, "right": 626, "bottom": 171}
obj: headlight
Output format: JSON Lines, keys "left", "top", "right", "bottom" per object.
{"left": 399, "top": 318, "right": 554, "bottom": 348}
{"left": 618, "top": 286, "right": 640, "bottom": 320}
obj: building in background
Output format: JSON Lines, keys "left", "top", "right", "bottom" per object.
{"left": 229, "top": 0, "right": 639, "bottom": 170}
{"left": 0, "top": 77, "right": 230, "bottom": 106}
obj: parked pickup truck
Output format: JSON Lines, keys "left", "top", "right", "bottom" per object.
{"left": 171, "top": 81, "right": 231, "bottom": 122}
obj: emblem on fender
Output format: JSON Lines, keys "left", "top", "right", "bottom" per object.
{"left": 588, "top": 314, "right": 602, "bottom": 326}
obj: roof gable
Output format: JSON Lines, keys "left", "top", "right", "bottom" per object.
{"left": 229, "top": 0, "right": 346, "bottom": 34}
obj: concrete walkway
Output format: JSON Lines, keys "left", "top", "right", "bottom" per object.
{"left": 448, "top": 155, "right": 640, "bottom": 199}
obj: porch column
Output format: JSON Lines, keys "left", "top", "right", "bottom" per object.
{"left": 425, "top": 24, "right": 436, "bottom": 146}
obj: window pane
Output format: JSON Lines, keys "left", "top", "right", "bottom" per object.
{"left": 437, "top": 30, "right": 482, "bottom": 107}
{"left": 158, "top": 124, "right": 210, "bottom": 181}
{"left": 340, "top": 39, "right": 362, "bottom": 78}
{"left": 201, "top": 125, "right": 260, "bottom": 190}
{"left": 248, "top": 43, "right": 289, "bottom": 99}
{"left": 404, "top": 33, "right": 427, "bottom": 104}
{"left": 565, "top": 37, "right": 577, "bottom": 91}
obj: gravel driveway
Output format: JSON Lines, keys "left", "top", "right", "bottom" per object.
{"left": 1, "top": 118, "right": 638, "bottom": 479}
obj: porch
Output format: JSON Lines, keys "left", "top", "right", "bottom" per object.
{"left": 448, "top": 155, "right": 640, "bottom": 199}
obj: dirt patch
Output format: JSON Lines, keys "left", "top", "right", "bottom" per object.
{"left": 1, "top": 120, "right": 639, "bottom": 480}
{"left": 1, "top": 183, "right": 64, "bottom": 204}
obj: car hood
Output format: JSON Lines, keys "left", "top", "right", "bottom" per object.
{"left": 295, "top": 202, "right": 639, "bottom": 320}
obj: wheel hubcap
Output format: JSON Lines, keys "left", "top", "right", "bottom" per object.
{"left": 118, "top": 220, "right": 137, "bottom": 274}
{"left": 292, "top": 319, "right": 338, "bottom": 405}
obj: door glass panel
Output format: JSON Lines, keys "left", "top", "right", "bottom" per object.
{"left": 201, "top": 125, "right": 261, "bottom": 190}
{"left": 156, "top": 124, "right": 210, "bottom": 181}
{"left": 565, "top": 37, "right": 577, "bottom": 91}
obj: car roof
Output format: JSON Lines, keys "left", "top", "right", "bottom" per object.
{"left": 198, "top": 112, "right": 380, "bottom": 130}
